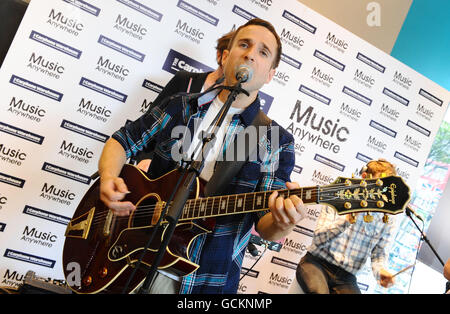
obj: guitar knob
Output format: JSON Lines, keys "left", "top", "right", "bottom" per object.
{"left": 376, "top": 201, "right": 384, "bottom": 208}
{"left": 99, "top": 267, "right": 108, "bottom": 278}
{"left": 363, "top": 213, "right": 373, "bottom": 223}
{"left": 349, "top": 213, "right": 357, "bottom": 224}
{"left": 383, "top": 214, "right": 390, "bottom": 223}
{"left": 82, "top": 276, "right": 92, "bottom": 286}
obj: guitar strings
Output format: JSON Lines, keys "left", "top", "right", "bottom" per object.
{"left": 89, "top": 182, "right": 384, "bottom": 224}
{"left": 88, "top": 182, "right": 354, "bottom": 223}
{"left": 87, "top": 182, "right": 388, "bottom": 228}
{"left": 89, "top": 181, "right": 383, "bottom": 223}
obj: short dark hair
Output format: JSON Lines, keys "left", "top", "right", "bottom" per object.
{"left": 227, "top": 18, "right": 282, "bottom": 69}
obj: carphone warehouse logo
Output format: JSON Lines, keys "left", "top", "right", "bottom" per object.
{"left": 79, "top": 77, "right": 127, "bottom": 103}
{"left": 0, "top": 172, "right": 25, "bottom": 188}
{"left": 42, "top": 162, "right": 91, "bottom": 185}
{"left": 63, "top": 0, "right": 101, "bottom": 16}
{"left": 10, "top": 75, "right": 63, "bottom": 102}
{"left": 0, "top": 121, "right": 45, "bottom": 144}
{"left": 23, "top": 205, "right": 70, "bottom": 225}
{"left": 356, "top": 52, "right": 385, "bottom": 73}
{"left": 98, "top": 35, "right": 145, "bottom": 62}
{"left": 394, "top": 151, "right": 419, "bottom": 168}
{"left": 116, "top": 0, "right": 162, "bottom": 21}
{"left": 163, "top": 49, "right": 213, "bottom": 75}
{"left": 60, "top": 119, "right": 109, "bottom": 142}
{"left": 282, "top": 10, "right": 316, "bottom": 34}
{"left": 4, "top": 249, "right": 55, "bottom": 268}
{"left": 232, "top": 5, "right": 258, "bottom": 20}
{"left": 29, "top": 30, "right": 82, "bottom": 59}
{"left": 177, "top": 0, "right": 219, "bottom": 25}
{"left": 418, "top": 88, "right": 443, "bottom": 107}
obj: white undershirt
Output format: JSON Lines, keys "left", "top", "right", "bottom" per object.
{"left": 186, "top": 97, "right": 243, "bottom": 181}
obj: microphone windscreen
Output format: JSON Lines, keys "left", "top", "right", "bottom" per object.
{"left": 236, "top": 64, "right": 253, "bottom": 83}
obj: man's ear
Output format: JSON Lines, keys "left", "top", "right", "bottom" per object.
{"left": 266, "top": 67, "right": 276, "bottom": 84}
{"left": 221, "top": 49, "right": 230, "bottom": 67}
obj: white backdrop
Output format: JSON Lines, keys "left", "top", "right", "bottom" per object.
{"left": 0, "top": 0, "right": 448, "bottom": 294}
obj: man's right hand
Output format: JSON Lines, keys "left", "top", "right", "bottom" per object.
{"left": 99, "top": 176, "right": 136, "bottom": 216}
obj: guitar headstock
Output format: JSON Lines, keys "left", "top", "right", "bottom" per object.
{"left": 320, "top": 175, "right": 410, "bottom": 216}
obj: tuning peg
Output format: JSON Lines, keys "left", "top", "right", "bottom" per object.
{"left": 382, "top": 214, "right": 390, "bottom": 223}
{"left": 368, "top": 173, "right": 373, "bottom": 179}
{"left": 351, "top": 173, "right": 355, "bottom": 178}
{"left": 349, "top": 213, "right": 357, "bottom": 224}
{"left": 344, "top": 202, "right": 352, "bottom": 210}
{"left": 363, "top": 212, "right": 373, "bottom": 223}
{"left": 345, "top": 179, "right": 352, "bottom": 186}
{"left": 360, "top": 180, "right": 367, "bottom": 187}
{"left": 376, "top": 201, "right": 384, "bottom": 208}
{"left": 360, "top": 200, "right": 368, "bottom": 208}
{"left": 376, "top": 179, "right": 383, "bottom": 186}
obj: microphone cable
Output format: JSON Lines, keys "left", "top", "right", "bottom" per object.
{"left": 239, "top": 242, "right": 267, "bottom": 282}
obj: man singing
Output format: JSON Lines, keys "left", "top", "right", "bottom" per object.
{"left": 97, "top": 18, "right": 305, "bottom": 294}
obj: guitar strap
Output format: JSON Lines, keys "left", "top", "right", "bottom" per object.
{"left": 203, "top": 109, "right": 272, "bottom": 197}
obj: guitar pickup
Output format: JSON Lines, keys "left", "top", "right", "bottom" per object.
{"left": 65, "top": 207, "right": 95, "bottom": 239}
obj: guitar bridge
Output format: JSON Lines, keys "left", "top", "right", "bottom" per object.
{"left": 65, "top": 207, "right": 95, "bottom": 239}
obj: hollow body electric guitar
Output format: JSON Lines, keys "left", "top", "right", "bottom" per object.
{"left": 62, "top": 164, "right": 410, "bottom": 294}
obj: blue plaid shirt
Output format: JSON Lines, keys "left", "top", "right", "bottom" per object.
{"left": 112, "top": 93, "right": 295, "bottom": 293}
{"left": 308, "top": 205, "right": 396, "bottom": 281}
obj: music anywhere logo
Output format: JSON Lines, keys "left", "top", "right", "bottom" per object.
{"left": 287, "top": 100, "right": 350, "bottom": 155}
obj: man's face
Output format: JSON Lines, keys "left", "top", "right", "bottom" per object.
{"left": 221, "top": 25, "right": 277, "bottom": 93}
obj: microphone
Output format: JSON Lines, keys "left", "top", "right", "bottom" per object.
{"left": 406, "top": 205, "right": 424, "bottom": 222}
{"left": 235, "top": 65, "right": 253, "bottom": 83}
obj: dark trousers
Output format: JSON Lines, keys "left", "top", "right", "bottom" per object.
{"left": 296, "top": 252, "right": 361, "bottom": 294}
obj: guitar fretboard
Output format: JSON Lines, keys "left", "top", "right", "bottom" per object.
{"left": 178, "top": 187, "right": 319, "bottom": 221}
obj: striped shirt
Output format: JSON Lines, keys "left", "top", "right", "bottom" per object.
{"left": 112, "top": 93, "right": 295, "bottom": 293}
{"left": 308, "top": 205, "right": 395, "bottom": 280}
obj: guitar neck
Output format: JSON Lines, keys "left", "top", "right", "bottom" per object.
{"left": 178, "top": 186, "right": 320, "bottom": 221}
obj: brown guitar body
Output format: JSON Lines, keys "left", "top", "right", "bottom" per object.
{"left": 62, "top": 165, "right": 213, "bottom": 294}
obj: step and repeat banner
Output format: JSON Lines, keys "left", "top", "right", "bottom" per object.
{"left": 0, "top": 0, "right": 448, "bottom": 293}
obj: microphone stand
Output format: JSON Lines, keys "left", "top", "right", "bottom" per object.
{"left": 120, "top": 77, "right": 226, "bottom": 294}
{"left": 406, "top": 207, "right": 445, "bottom": 267}
{"left": 136, "top": 79, "right": 249, "bottom": 294}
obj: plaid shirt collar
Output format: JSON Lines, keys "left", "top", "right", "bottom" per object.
{"left": 197, "top": 92, "right": 261, "bottom": 127}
